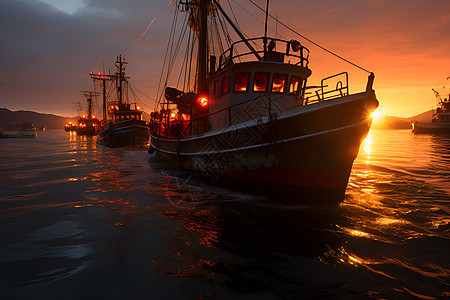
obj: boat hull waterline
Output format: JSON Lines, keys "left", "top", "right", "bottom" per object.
{"left": 412, "top": 122, "right": 450, "bottom": 134}
{"left": 150, "top": 90, "right": 378, "bottom": 197}
{"left": 99, "top": 119, "right": 150, "bottom": 147}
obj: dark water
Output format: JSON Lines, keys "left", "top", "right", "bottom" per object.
{"left": 0, "top": 130, "right": 448, "bottom": 299}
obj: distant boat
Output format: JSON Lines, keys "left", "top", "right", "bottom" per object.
{"left": 148, "top": 0, "right": 379, "bottom": 201}
{"left": 76, "top": 91, "right": 102, "bottom": 136}
{"left": 97, "top": 55, "right": 150, "bottom": 147}
{"left": 0, "top": 131, "right": 37, "bottom": 138}
{"left": 64, "top": 122, "right": 77, "bottom": 132}
{"left": 5, "top": 122, "right": 38, "bottom": 131}
{"left": 413, "top": 88, "right": 450, "bottom": 134}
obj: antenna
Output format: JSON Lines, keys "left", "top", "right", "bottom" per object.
{"left": 264, "top": 0, "right": 269, "bottom": 58}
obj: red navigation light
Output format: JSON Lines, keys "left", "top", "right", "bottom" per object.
{"left": 198, "top": 97, "right": 208, "bottom": 107}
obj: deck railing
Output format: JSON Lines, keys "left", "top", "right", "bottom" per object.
{"left": 304, "top": 72, "right": 349, "bottom": 105}
{"left": 218, "top": 37, "right": 310, "bottom": 70}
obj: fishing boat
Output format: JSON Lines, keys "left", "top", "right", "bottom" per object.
{"left": 149, "top": 0, "right": 379, "bottom": 201}
{"left": 97, "top": 56, "right": 150, "bottom": 147}
{"left": 413, "top": 89, "right": 450, "bottom": 134}
{"left": 64, "top": 122, "right": 77, "bottom": 132}
{"left": 76, "top": 91, "right": 102, "bottom": 136}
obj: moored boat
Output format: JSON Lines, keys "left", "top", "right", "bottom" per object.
{"left": 75, "top": 91, "right": 102, "bottom": 136}
{"left": 64, "top": 122, "right": 77, "bottom": 132}
{"left": 97, "top": 55, "right": 150, "bottom": 147}
{"left": 149, "top": 0, "right": 379, "bottom": 201}
{"left": 413, "top": 88, "right": 450, "bottom": 134}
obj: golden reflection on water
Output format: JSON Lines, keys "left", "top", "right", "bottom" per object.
{"left": 67, "top": 131, "right": 98, "bottom": 151}
{"left": 363, "top": 131, "right": 372, "bottom": 165}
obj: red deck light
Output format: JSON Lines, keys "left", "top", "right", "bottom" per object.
{"left": 198, "top": 97, "right": 208, "bottom": 107}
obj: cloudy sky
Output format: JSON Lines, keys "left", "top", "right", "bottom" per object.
{"left": 1, "top": 0, "right": 449, "bottom": 117}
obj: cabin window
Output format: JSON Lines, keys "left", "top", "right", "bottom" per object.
{"left": 234, "top": 72, "right": 250, "bottom": 92}
{"left": 221, "top": 76, "right": 229, "bottom": 94}
{"left": 272, "top": 73, "right": 286, "bottom": 93}
{"left": 253, "top": 72, "right": 269, "bottom": 92}
{"left": 289, "top": 77, "right": 301, "bottom": 94}
{"left": 214, "top": 79, "right": 220, "bottom": 95}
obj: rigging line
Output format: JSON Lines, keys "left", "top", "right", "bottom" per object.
{"left": 182, "top": 29, "right": 192, "bottom": 91}
{"left": 247, "top": 0, "right": 371, "bottom": 74}
{"left": 217, "top": 12, "right": 233, "bottom": 50}
{"left": 155, "top": 7, "right": 179, "bottom": 110}
{"left": 225, "top": 0, "right": 242, "bottom": 32}
{"left": 160, "top": 12, "right": 189, "bottom": 103}
{"left": 222, "top": 0, "right": 259, "bottom": 50}
{"left": 187, "top": 31, "right": 195, "bottom": 91}
{"left": 167, "top": 19, "right": 190, "bottom": 88}
{"left": 218, "top": 13, "right": 243, "bottom": 61}
{"left": 212, "top": 15, "right": 225, "bottom": 53}
{"left": 129, "top": 82, "right": 157, "bottom": 103}
{"left": 178, "top": 26, "right": 192, "bottom": 89}
{"left": 129, "top": 87, "right": 153, "bottom": 113}
{"left": 129, "top": 86, "right": 148, "bottom": 111}
{"left": 160, "top": 8, "right": 184, "bottom": 105}
{"left": 230, "top": 0, "right": 288, "bottom": 43}
{"left": 176, "top": 37, "right": 189, "bottom": 88}
{"left": 166, "top": 8, "right": 180, "bottom": 79}
{"left": 128, "top": 86, "right": 139, "bottom": 102}
{"left": 168, "top": 12, "right": 189, "bottom": 78}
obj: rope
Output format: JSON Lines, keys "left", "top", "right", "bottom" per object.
{"left": 155, "top": 7, "right": 179, "bottom": 110}
{"left": 129, "top": 82, "right": 157, "bottom": 103}
{"left": 246, "top": 0, "right": 371, "bottom": 74}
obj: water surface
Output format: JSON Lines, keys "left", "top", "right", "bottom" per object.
{"left": 0, "top": 129, "right": 448, "bottom": 299}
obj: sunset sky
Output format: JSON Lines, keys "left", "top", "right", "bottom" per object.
{"left": 1, "top": 0, "right": 449, "bottom": 118}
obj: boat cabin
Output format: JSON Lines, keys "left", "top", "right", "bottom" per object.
{"left": 109, "top": 103, "right": 143, "bottom": 122}
{"left": 151, "top": 38, "right": 350, "bottom": 138}
{"left": 433, "top": 97, "right": 450, "bottom": 123}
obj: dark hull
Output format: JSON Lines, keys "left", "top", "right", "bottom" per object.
{"left": 64, "top": 126, "right": 77, "bottom": 132}
{"left": 76, "top": 126, "right": 98, "bottom": 136}
{"left": 99, "top": 119, "right": 150, "bottom": 147}
{"left": 151, "top": 91, "right": 378, "bottom": 199}
{"left": 412, "top": 122, "right": 450, "bottom": 134}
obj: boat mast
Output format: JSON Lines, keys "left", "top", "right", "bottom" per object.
{"left": 90, "top": 72, "right": 113, "bottom": 123}
{"left": 116, "top": 55, "right": 127, "bottom": 106}
{"left": 198, "top": 0, "right": 208, "bottom": 95}
{"left": 81, "top": 91, "right": 99, "bottom": 119}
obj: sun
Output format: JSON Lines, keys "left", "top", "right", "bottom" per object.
{"left": 370, "top": 110, "right": 381, "bottom": 119}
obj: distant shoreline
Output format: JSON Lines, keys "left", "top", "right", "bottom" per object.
{"left": 1, "top": 107, "right": 433, "bottom": 131}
